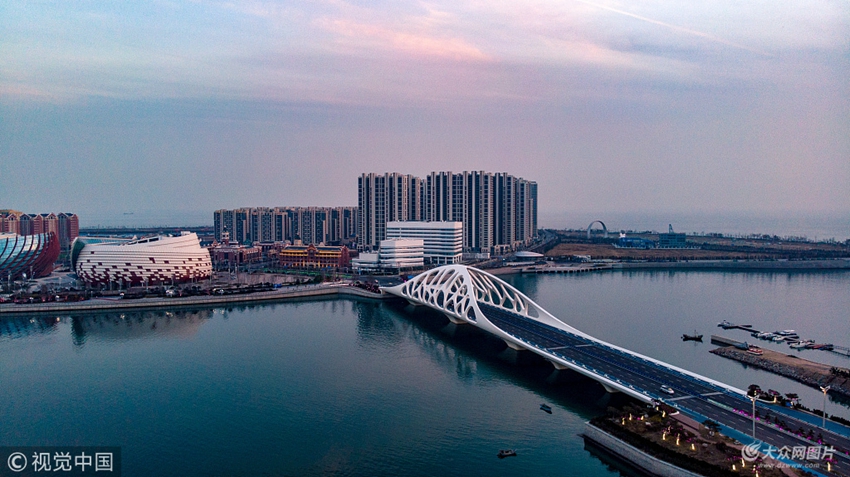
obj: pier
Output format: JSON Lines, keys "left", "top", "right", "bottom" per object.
{"left": 710, "top": 342, "right": 850, "bottom": 399}
{"left": 717, "top": 321, "right": 850, "bottom": 357}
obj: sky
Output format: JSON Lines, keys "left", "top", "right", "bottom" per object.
{"left": 1, "top": 0, "right": 848, "bottom": 231}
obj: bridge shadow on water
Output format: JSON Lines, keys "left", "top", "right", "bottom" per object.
{"left": 375, "top": 299, "right": 637, "bottom": 419}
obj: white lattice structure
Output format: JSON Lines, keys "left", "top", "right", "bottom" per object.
{"left": 382, "top": 265, "right": 745, "bottom": 402}
{"left": 382, "top": 264, "right": 587, "bottom": 336}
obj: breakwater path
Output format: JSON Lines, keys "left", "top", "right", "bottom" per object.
{"left": 711, "top": 345, "right": 850, "bottom": 398}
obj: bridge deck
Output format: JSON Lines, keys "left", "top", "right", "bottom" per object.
{"left": 476, "top": 302, "right": 850, "bottom": 474}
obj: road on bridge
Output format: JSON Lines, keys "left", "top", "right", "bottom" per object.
{"left": 479, "top": 302, "right": 850, "bottom": 474}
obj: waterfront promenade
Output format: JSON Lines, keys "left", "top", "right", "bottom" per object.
{"left": 0, "top": 283, "right": 388, "bottom": 315}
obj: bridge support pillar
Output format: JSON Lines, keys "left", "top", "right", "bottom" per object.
{"left": 601, "top": 383, "right": 620, "bottom": 394}
{"left": 445, "top": 314, "right": 466, "bottom": 325}
{"left": 550, "top": 360, "right": 569, "bottom": 370}
{"left": 504, "top": 340, "right": 527, "bottom": 351}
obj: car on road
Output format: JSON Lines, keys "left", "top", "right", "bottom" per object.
{"left": 660, "top": 385, "right": 675, "bottom": 395}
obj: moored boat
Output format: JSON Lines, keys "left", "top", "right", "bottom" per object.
{"left": 790, "top": 339, "right": 814, "bottom": 349}
{"left": 747, "top": 346, "right": 764, "bottom": 355}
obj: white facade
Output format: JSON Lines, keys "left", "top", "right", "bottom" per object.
{"left": 351, "top": 252, "right": 380, "bottom": 272}
{"left": 72, "top": 232, "right": 212, "bottom": 286}
{"left": 378, "top": 238, "right": 424, "bottom": 269}
{"left": 386, "top": 221, "right": 462, "bottom": 265}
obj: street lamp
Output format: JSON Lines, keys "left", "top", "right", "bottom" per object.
{"left": 820, "top": 385, "right": 831, "bottom": 428}
{"left": 750, "top": 394, "right": 757, "bottom": 439}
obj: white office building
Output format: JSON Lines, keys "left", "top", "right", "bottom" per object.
{"left": 351, "top": 239, "right": 425, "bottom": 272}
{"left": 378, "top": 238, "right": 424, "bottom": 269}
{"left": 386, "top": 221, "right": 463, "bottom": 265}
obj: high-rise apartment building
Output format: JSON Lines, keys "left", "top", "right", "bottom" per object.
{"left": 358, "top": 171, "right": 537, "bottom": 253}
{"left": 213, "top": 207, "right": 357, "bottom": 247}
{"left": 357, "top": 173, "right": 423, "bottom": 251}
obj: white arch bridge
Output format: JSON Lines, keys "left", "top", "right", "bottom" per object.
{"left": 381, "top": 265, "right": 850, "bottom": 473}
{"left": 381, "top": 264, "right": 744, "bottom": 404}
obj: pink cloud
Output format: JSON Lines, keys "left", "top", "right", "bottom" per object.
{"left": 316, "top": 17, "right": 490, "bottom": 61}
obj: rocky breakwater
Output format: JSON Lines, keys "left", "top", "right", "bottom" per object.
{"left": 710, "top": 346, "right": 850, "bottom": 398}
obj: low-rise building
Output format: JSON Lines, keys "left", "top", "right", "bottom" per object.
{"left": 386, "top": 221, "right": 462, "bottom": 265}
{"left": 278, "top": 244, "right": 351, "bottom": 269}
{"left": 351, "top": 239, "right": 425, "bottom": 272}
{"left": 377, "top": 239, "right": 424, "bottom": 270}
{"left": 658, "top": 224, "right": 688, "bottom": 248}
{"left": 72, "top": 232, "right": 212, "bottom": 286}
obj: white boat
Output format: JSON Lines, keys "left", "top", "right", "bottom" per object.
{"left": 776, "top": 330, "right": 797, "bottom": 336}
{"left": 790, "top": 340, "right": 814, "bottom": 349}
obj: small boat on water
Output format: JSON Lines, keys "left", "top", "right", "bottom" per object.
{"left": 718, "top": 320, "right": 734, "bottom": 329}
{"left": 540, "top": 403, "right": 552, "bottom": 414}
{"left": 790, "top": 340, "right": 814, "bottom": 349}
{"left": 747, "top": 346, "right": 764, "bottom": 356}
{"left": 682, "top": 332, "right": 703, "bottom": 342}
{"left": 497, "top": 449, "right": 517, "bottom": 458}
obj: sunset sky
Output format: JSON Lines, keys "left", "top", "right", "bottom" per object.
{"left": 1, "top": 1, "right": 848, "bottom": 230}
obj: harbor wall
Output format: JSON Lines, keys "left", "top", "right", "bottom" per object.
{"left": 582, "top": 423, "right": 705, "bottom": 477}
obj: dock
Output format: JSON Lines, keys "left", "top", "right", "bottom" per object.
{"left": 716, "top": 321, "right": 850, "bottom": 357}
{"left": 710, "top": 335, "right": 744, "bottom": 347}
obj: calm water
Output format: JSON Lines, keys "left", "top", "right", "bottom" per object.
{"left": 1, "top": 270, "right": 849, "bottom": 476}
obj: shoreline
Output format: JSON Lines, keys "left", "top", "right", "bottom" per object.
{"left": 3, "top": 258, "right": 846, "bottom": 316}
{"left": 0, "top": 284, "right": 391, "bottom": 316}
{"left": 612, "top": 258, "right": 850, "bottom": 270}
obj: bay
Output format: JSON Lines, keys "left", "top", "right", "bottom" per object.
{"left": 1, "top": 269, "right": 849, "bottom": 476}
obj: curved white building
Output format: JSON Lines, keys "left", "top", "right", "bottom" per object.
{"left": 72, "top": 232, "right": 212, "bottom": 286}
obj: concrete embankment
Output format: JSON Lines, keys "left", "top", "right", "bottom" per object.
{"left": 582, "top": 423, "right": 704, "bottom": 477}
{"left": 615, "top": 259, "right": 850, "bottom": 270}
{"left": 710, "top": 346, "right": 850, "bottom": 398}
{"left": 0, "top": 285, "right": 390, "bottom": 315}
